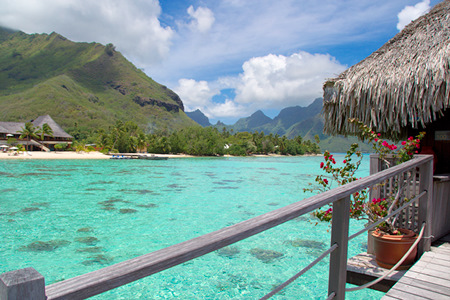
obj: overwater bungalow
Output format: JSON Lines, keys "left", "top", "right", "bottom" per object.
{"left": 1, "top": 2, "right": 449, "bottom": 299}
{"left": 0, "top": 115, "right": 73, "bottom": 151}
{"left": 322, "top": 0, "right": 450, "bottom": 298}
{"left": 322, "top": 0, "right": 450, "bottom": 175}
{"left": 323, "top": 0, "right": 449, "bottom": 241}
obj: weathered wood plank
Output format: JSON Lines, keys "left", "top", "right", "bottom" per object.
{"left": 407, "top": 267, "right": 450, "bottom": 280}
{"left": 346, "top": 252, "right": 406, "bottom": 292}
{"left": 383, "top": 241, "right": 450, "bottom": 300}
{"left": 347, "top": 253, "right": 405, "bottom": 281}
{"left": 418, "top": 255, "right": 450, "bottom": 266}
{"left": 383, "top": 288, "right": 435, "bottom": 300}
{"left": 403, "top": 272, "right": 450, "bottom": 290}
{"left": 390, "top": 282, "right": 449, "bottom": 299}
{"left": 412, "top": 259, "right": 450, "bottom": 272}
{"left": 45, "top": 156, "right": 433, "bottom": 300}
{"left": 434, "top": 246, "right": 450, "bottom": 255}
{"left": 398, "top": 276, "right": 450, "bottom": 296}
{"left": 425, "top": 252, "right": 450, "bottom": 262}
{"left": 381, "top": 296, "right": 400, "bottom": 300}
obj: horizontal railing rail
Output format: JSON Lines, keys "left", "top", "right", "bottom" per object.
{"left": 1, "top": 155, "right": 433, "bottom": 300}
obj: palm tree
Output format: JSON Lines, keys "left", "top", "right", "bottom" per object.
{"left": 19, "top": 122, "right": 39, "bottom": 151}
{"left": 38, "top": 123, "right": 54, "bottom": 141}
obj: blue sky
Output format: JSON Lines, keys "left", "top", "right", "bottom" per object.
{"left": 0, "top": 0, "right": 438, "bottom": 124}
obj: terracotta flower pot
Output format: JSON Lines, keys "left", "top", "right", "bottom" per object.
{"left": 371, "top": 228, "right": 417, "bottom": 270}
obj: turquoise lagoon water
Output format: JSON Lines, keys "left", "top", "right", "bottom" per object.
{"left": 0, "top": 155, "right": 383, "bottom": 299}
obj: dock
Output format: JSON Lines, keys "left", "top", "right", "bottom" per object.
{"left": 382, "top": 235, "right": 450, "bottom": 299}
{"left": 347, "top": 234, "right": 450, "bottom": 298}
{"left": 347, "top": 252, "right": 406, "bottom": 292}
{"left": 110, "top": 154, "right": 168, "bottom": 160}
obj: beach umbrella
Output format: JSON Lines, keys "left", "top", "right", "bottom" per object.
{"left": 9, "top": 147, "right": 18, "bottom": 150}
{"left": 0, "top": 145, "right": 8, "bottom": 148}
{"left": 322, "top": 0, "right": 450, "bottom": 140}
{"left": 6, "top": 134, "right": 14, "bottom": 137}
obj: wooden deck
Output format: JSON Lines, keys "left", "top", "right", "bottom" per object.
{"left": 382, "top": 235, "right": 450, "bottom": 299}
{"left": 347, "top": 252, "right": 406, "bottom": 292}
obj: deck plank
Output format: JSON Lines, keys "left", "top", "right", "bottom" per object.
{"left": 398, "top": 276, "right": 450, "bottom": 295}
{"left": 403, "top": 272, "right": 450, "bottom": 290}
{"left": 382, "top": 241, "right": 450, "bottom": 299}
{"left": 346, "top": 252, "right": 405, "bottom": 292}
{"left": 390, "top": 282, "right": 447, "bottom": 299}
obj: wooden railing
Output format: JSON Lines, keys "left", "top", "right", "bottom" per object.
{"left": 0, "top": 155, "right": 433, "bottom": 300}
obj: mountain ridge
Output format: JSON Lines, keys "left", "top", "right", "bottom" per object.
{"left": 186, "top": 99, "right": 373, "bottom": 152}
{"left": 0, "top": 27, "right": 196, "bottom": 136}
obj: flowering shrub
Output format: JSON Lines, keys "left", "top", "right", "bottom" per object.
{"left": 304, "top": 119, "right": 425, "bottom": 234}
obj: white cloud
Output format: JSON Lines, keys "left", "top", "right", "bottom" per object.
{"left": 235, "top": 52, "right": 346, "bottom": 108}
{"left": 206, "top": 100, "right": 246, "bottom": 118}
{"left": 174, "top": 79, "right": 219, "bottom": 111}
{"left": 177, "top": 51, "right": 346, "bottom": 121}
{"left": 175, "top": 78, "right": 245, "bottom": 119}
{"left": 0, "top": 0, "right": 173, "bottom": 65}
{"left": 187, "top": 6, "right": 215, "bottom": 33}
{"left": 397, "top": 0, "right": 430, "bottom": 31}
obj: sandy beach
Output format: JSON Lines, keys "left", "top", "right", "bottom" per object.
{"left": 0, "top": 151, "right": 111, "bottom": 160}
{"left": 0, "top": 151, "right": 319, "bottom": 160}
{"left": 0, "top": 151, "right": 198, "bottom": 160}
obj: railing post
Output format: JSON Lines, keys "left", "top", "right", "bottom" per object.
{"left": 368, "top": 154, "right": 381, "bottom": 255}
{"left": 328, "top": 196, "right": 350, "bottom": 300}
{"left": 418, "top": 155, "right": 433, "bottom": 255}
{"left": 0, "top": 268, "right": 45, "bottom": 300}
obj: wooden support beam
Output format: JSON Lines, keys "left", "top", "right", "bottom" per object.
{"left": 328, "top": 196, "right": 351, "bottom": 300}
{"left": 418, "top": 155, "right": 433, "bottom": 255}
{"left": 0, "top": 268, "right": 45, "bottom": 300}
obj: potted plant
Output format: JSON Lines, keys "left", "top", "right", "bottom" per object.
{"left": 304, "top": 119, "right": 425, "bottom": 269}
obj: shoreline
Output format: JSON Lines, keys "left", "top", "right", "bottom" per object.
{"left": 0, "top": 151, "right": 321, "bottom": 160}
{"left": 0, "top": 151, "right": 110, "bottom": 160}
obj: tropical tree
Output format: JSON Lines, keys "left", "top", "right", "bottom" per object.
{"left": 19, "top": 122, "right": 39, "bottom": 151}
{"left": 38, "top": 123, "right": 54, "bottom": 141}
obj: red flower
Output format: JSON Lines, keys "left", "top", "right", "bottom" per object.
{"left": 377, "top": 133, "right": 381, "bottom": 137}
{"left": 323, "top": 179, "right": 329, "bottom": 185}
{"left": 401, "top": 141, "right": 407, "bottom": 145}
{"left": 374, "top": 138, "right": 379, "bottom": 142}
{"left": 320, "top": 162, "right": 324, "bottom": 168}
{"left": 343, "top": 160, "right": 347, "bottom": 163}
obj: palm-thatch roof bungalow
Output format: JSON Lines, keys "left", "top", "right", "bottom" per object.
{"left": 323, "top": 0, "right": 450, "bottom": 173}
{"left": 0, "top": 115, "right": 73, "bottom": 151}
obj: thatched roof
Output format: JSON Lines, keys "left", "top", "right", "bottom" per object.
{"left": 32, "top": 115, "right": 72, "bottom": 138}
{"left": 0, "top": 115, "right": 72, "bottom": 139}
{"left": 323, "top": 0, "right": 450, "bottom": 140}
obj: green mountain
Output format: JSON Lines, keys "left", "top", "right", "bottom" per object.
{"left": 194, "top": 99, "right": 373, "bottom": 153}
{"left": 185, "top": 109, "right": 211, "bottom": 127}
{"left": 0, "top": 27, "right": 197, "bottom": 136}
{"left": 232, "top": 110, "right": 273, "bottom": 132}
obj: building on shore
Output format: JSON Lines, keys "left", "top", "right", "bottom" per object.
{"left": 0, "top": 115, "right": 73, "bottom": 151}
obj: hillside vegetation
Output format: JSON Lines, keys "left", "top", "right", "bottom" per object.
{"left": 193, "top": 99, "right": 373, "bottom": 153}
{"left": 0, "top": 27, "right": 196, "bottom": 137}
